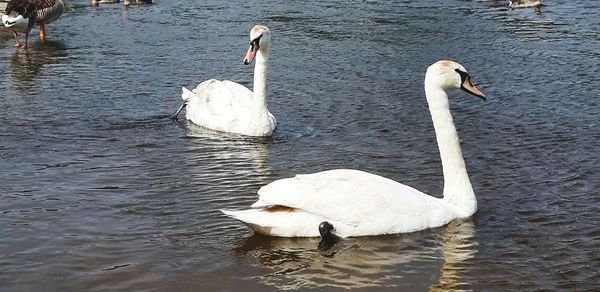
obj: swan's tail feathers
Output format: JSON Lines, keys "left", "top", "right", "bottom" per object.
{"left": 221, "top": 209, "right": 264, "bottom": 225}
{"left": 221, "top": 208, "right": 326, "bottom": 237}
{"left": 169, "top": 87, "right": 191, "bottom": 121}
{"left": 221, "top": 209, "right": 277, "bottom": 236}
{"left": 181, "top": 86, "right": 195, "bottom": 101}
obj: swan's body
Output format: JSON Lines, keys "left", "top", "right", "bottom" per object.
{"left": 177, "top": 25, "right": 276, "bottom": 137}
{"left": 222, "top": 60, "right": 486, "bottom": 238}
{"left": 91, "top": 0, "right": 120, "bottom": 4}
{"left": 509, "top": 0, "right": 542, "bottom": 8}
{"left": 91, "top": 0, "right": 152, "bottom": 6}
{"left": 3, "top": 0, "right": 64, "bottom": 49}
{"left": 123, "top": 0, "right": 152, "bottom": 6}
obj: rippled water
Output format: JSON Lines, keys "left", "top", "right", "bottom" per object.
{"left": 1, "top": 0, "right": 599, "bottom": 290}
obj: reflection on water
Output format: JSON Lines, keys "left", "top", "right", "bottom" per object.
{"left": 430, "top": 219, "right": 477, "bottom": 291}
{"left": 1, "top": 0, "right": 598, "bottom": 290}
{"left": 9, "top": 40, "right": 68, "bottom": 82}
{"left": 234, "top": 219, "right": 476, "bottom": 290}
{"left": 182, "top": 121, "right": 273, "bottom": 184}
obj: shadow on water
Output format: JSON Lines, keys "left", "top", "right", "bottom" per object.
{"left": 233, "top": 219, "right": 476, "bottom": 290}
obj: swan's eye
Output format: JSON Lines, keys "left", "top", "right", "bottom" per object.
{"left": 455, "top": 68, "right": 470, "bottom": 84}
{"left": 249, "top": 34, "right": 263, "bottom": 48}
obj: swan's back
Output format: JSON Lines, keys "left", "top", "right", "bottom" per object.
{"left": 185, "top": 79, "right": 263, "bottom": 134}
{"left": 254, "top": 169, "right": 455, "bottom": 236}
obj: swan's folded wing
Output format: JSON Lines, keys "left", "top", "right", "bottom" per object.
{"left": 222, "top": 80, "right": 253, "bottom": 99}
{"left": 195, "top": 80, "right": 253, "bottom": 116}
{"left": 255, "top": 169, "right": 433, "bottom": 227}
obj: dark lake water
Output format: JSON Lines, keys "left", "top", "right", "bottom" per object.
{"left": 1, "top": 0, "right": 599, "bottom": 290}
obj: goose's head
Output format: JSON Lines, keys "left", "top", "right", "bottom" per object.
{"left": 425, "top": 60, "right": 486, "bottom": 100}
{"left": 243, "top": 25, "right": 271, "bottom": 65}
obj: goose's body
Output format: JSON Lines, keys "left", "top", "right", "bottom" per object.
{"left": 35, "top": 0, "right": 63, "bottom": 24}
{"left": 3, "top": 0, "right": 36, "bottom": 48}
{"left": 509, "top": 0, "right": 542, "bottom": 8}
{"left": 176, "top": 25, "right": 276, "bottom": 137}
{"left": 222, "top": 60, "right": 486, "bottom": 238}
{"left": 2, "top": 0, "right": 64, "bottom": 48}
{"left": 2, "top": 11, "right": 30, "bottom": 32}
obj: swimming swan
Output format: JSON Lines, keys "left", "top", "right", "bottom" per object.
{"left": 173, "top": 25, "right": 276, "bottom": 137}
{"left": 222, "top": 60, "right": 486, "bottom": 237}
{"left": 509, "top": 0, "right": 542, "bottom": 8}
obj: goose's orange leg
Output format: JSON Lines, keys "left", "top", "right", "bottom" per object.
{"left": 39, "top": 23, "right": 47, "bottom": 42}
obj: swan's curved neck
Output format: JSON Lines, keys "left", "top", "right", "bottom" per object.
{"left": 425, "top": 84, "right": 477, "bottom": 217}
{"left": 252, "top": 48, "right": 269, "bottom": 109}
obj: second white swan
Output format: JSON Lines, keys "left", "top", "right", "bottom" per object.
{"left": 174, "top": 25, "right": 276, "bottom": 137}
{"left": 222, "top": 60, "right": 486, "bottom": 237}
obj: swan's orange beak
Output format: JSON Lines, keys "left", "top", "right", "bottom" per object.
{"left": 461, "top": 79, "right": 486, "bottom": 101}
{"left": 243, "top": 43, "right": 259, "bottom": 65}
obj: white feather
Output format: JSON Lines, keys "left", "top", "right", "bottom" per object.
{"left": 222, "top": 60, "right": 485, "bottom": 238}
{"left": 181, "top": 25, "right": 276, "bottom": 137}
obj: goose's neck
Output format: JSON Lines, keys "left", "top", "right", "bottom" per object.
{"left": 425, "top": 84, "right": 477, "bottom": 217}
{"left": 252, "top": 49, "right": 269, "bottom": 110}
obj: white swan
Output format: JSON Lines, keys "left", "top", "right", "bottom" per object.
{"left": 221, "top": 60, "right": 486, "bottom": 237}
{"left": 509, "top": 0, "right": 542, "bottom": 8}
{"left": 173, "top": 25, "right": 276, "bottom": 137}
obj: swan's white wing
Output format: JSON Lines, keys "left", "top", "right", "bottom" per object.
{"left": 196, "top": 79, "right": 253, "bottom": 116}
{"left": 221, "top": 80, "right": 253, "bottom": 99}
{"left": 185, "top": 79, "right": 253, "bottom": 132}
{"left": 253, "top": 169, "right": 451, "bottom": 236}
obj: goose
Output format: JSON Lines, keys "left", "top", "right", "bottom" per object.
{"left": 172, "top": 25, "right": 276, "bottom": 137}
{"left": 221, "top": 60, "right": 486, "bottom": 237}
{"left": 3, "top": 0, "right": 36, "bottom": 48}
{"left": 509, "top": 0, "right": 542, "bottom": 8}
{"left": 2, "top": 0, "right": 64, "bottom": 49}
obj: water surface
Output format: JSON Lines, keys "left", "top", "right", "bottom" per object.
{"left": 1, "top": 0, "right": 599, "bottom": 290}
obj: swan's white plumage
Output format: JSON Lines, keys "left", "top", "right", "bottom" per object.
{"left": 184, "top": 79, "right": 252, "bottom": 133}
{"left": 228, "top": 169, "right": 455, "bottom": 237}
{"left": 182, "top": 25, "right": 276, "bottom": 136}
{"left": 509, "top": 0, "right": 542, "bottom": 8}
{"left": 222, "top": 60, "right": 485, "bottom": 237}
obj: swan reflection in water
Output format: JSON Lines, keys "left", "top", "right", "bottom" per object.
{"left": 234, "top": 219, "right": 476, "bottom": 290}
{"left": 182, "top": 122, "right": 273, "bottom": 184}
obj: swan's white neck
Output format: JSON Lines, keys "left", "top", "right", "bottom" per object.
{"left": 425, "top": 84, "right": 477, "bottom": 217}
{"left": 252, "top": 48, "right": 269, "bottom": 110}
